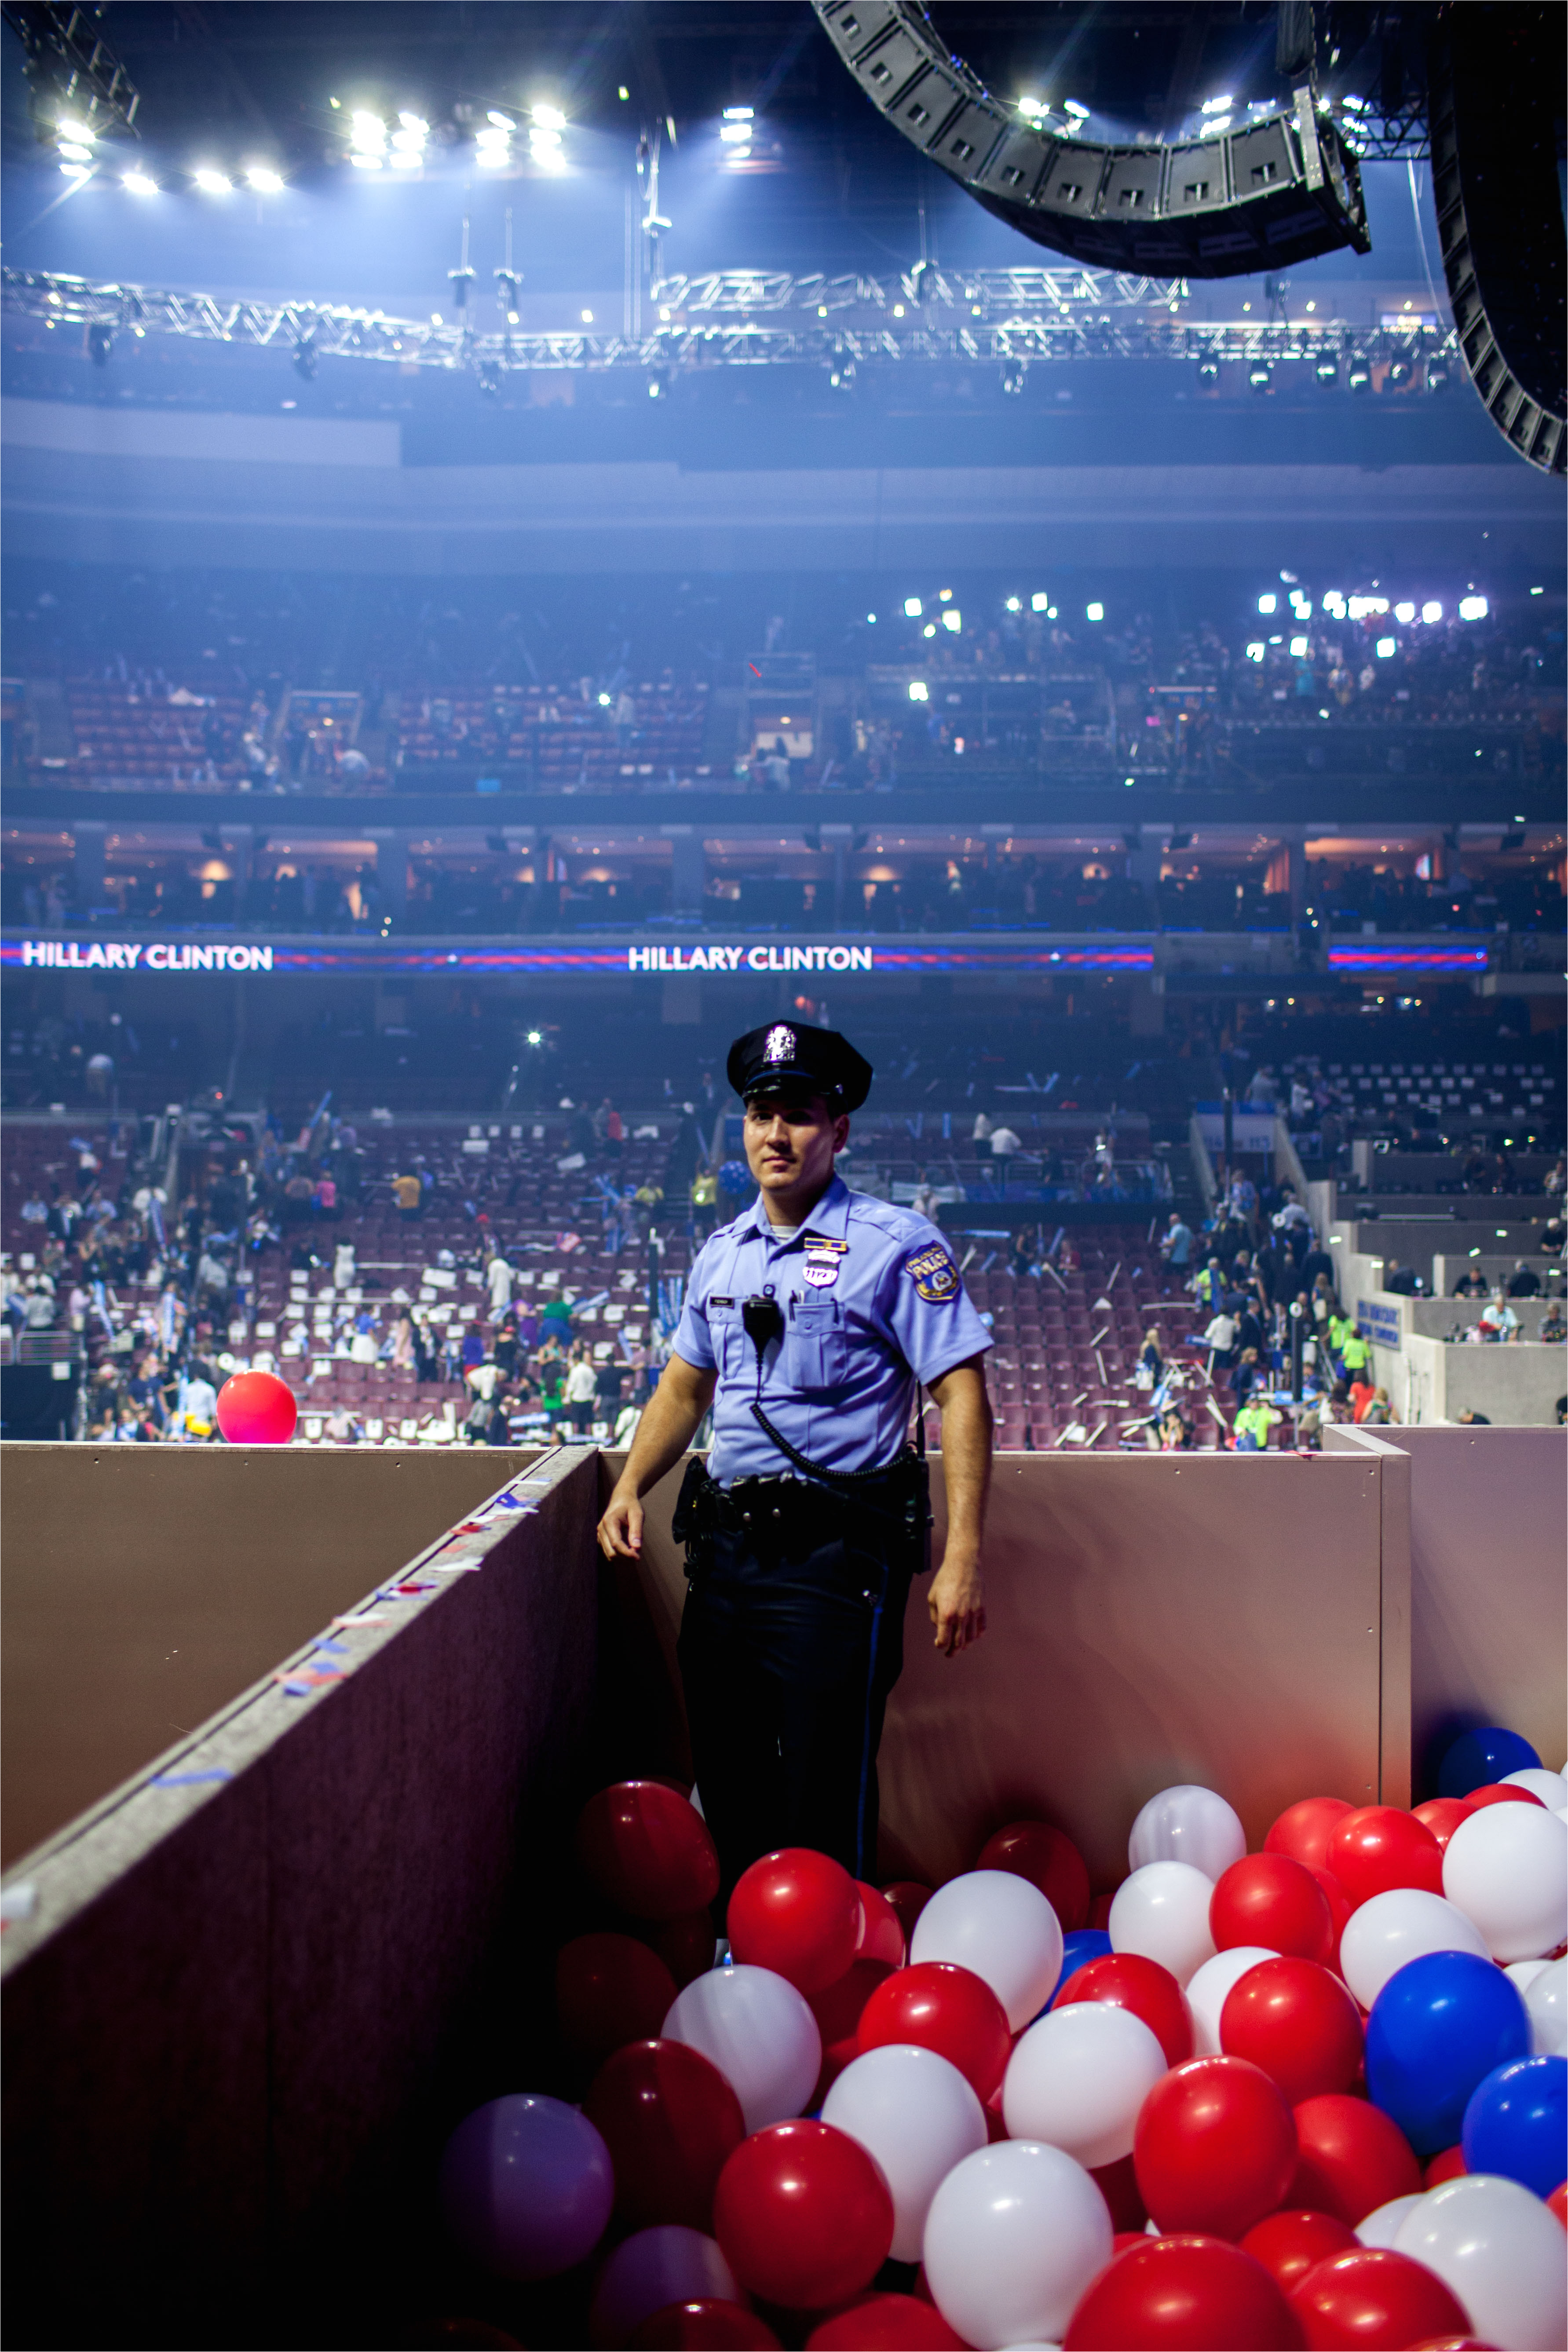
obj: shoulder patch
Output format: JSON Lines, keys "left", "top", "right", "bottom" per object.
{"left": 905, "top": 1240, "right": 960, "bottom": 1303}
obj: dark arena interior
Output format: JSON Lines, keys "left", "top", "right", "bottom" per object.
{"left": 1, "top": 5, "right": 1565, "bottom": 2349}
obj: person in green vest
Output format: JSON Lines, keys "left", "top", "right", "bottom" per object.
{"left": 1234, "top": 1396, "right": 1282, "bottom": 1451}
{"left": 1338, "top": 1324, "right": 1372, "bottom": 1380}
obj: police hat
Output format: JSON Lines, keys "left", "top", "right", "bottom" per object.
{"left": 726, "top": 1021, "right": 873, "bottom": 1112}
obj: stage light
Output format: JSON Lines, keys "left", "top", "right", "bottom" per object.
{"left": 349, "top": 153, "right": 383, "bottom": 170}
{"left": 1000, "top": 357, "right": 1026, "bottom": 394}
{"left": 59, "top": 161, "right": 90, "bottom": 177}
{"left": 720, "top": 123, "right": 753, "bottom": 144}
{"left": 1202, "top": 116, "right": 1232, "bottom": 137}
{"left": 1323, "top": 590, "right": 1346, "bottom": 616}
{"left": 1422, "top": 599, "right": 1443, "bottom": 623}
{"left": 1376, "top": 636, "right": 1396, "bottom": 657}
{"left": 194, "top": 169, "right": 231, "bottom": 194}
{"left": 1201, "top": 95, "right": 1234, "bottom": 113}
{"left": 1394, "top": 601, "right": 1416, "bottom": 623}
{"left": 923, "top": 622, "right": 936, "bottom": 636}
{"left": 1425, "top": 359, "right": 1449, "bottom": 391}
{"left": 827, "top": 357, "right": 855, "bottom": 391}
{"left": 476, "top": 362, "right": 501, "bottom": 399}
{"left": 247, "top": 167, "right": 285, "bottom": 193}
{"left": 581, "top": 309, "right": 593, "bottom": 324}
{"left": 1062, "top": 99, "right": 1089, "bottom": 120}
{"left": 531, "top": 104, "right": 566, "bottom": 130}
{"left": 1086, "top": 602, "right": 1104, "bottom": 622}
{"left": 1196, "top": 357, "right": 1219, "bottom": 388}
{"left": 1031, "top": 592, "right": 1049, "bottom": 612}
{"left": 1315, "top": 355, "right": 1338, "bottom": 384}
{"left": 1005, "top": 596, "right": 1021, "bottom": 612}
{"left": 908, "top": 681, "right": 929, "bottom": 701}
{"left": 1017, "top": 96, "right": 1044, "bottom": 119}
{"left": 1048, "top": 606, "right": 1059, "bottom": 618}
{"left": 1246, "top": 641, "right": 1265, "bottom": 661}
{"left": 1459, "top": 595, "right": 1488, "bottom": 620}
{"left": 58, "top": 140, "right": 93, "bottom": 163}
{"left": 904, "top": 597, "right": 923, "bottom": 617}
{"left": 1290, "top": 635, "right": 1308, "bottom": 656}
{"left": 57, "top": 115, "right": 92, "bottom": 143}
{"left": 88, "top": 323, "right": 113, "bottom": 366}
{"left": 350, "top": 112, "right": 386, "bottom": 158}
{"left": 1257, "top": 593, "right": 1277, "bottom": 614}
{"left": 1388, "top": 356, "right": 1414, "bottom": 387}
{"left": 942, "top": 609, "right": 961, "bottom": 632}
{"left": 647, "top": 371, "right": 669, "bottom": 399}
{"left": 938, "top": 588, "right": 952, "bottom": 601}
{"left": 618, "top": 85, "right": 629, "bottom": 101}
{"left": 1348, "top": 352, "right": 1371, "bottom": 391}
{"left": 1249, "top": 359, "right": 1272, "bottom": 392}
{"left": 123, "top": 170, "right": 158, "bottom": 194}
{"left": 1531, "top": 585, "right": 1544, "bottom": 594}
{"left": 1348, "top": 595, "right": 1388, "bottom": 618}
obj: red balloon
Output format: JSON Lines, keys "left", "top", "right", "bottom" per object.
{"left": 1423, "top": 2146, "right": 1467, "bottom": 2189}
{"left": 582, "top": 2037, "right": 746, "bottom": 2230}
{"left": 647, "top": 1910, "right": 718, "bottom": 1990}
{"left": 1463, "top": 1783, "right": 1547, "bottom": 1811}
{"left": 1090, "top": 2152, "right": 1149, "bottom": 2232}
{"left": 728, "top": 1849, "right": 862, "bottom": 1994}
{"left": 811, "top": 1958, "right": 897, "bottom": 2099}
{"left": 1290, "top": 2248, "right": 1472, "bottom": 2352}
{"left": 1112, "top": 2231, "right": 1149, "bottom": 2258}
{"left": 1289, "top": 2095, "right": 1421, "bottom": 2226}
{"left": 1241, "top": 2210, "right": 1360, "bottom": 2293}
{"left": 1310, "top": 1868, "right": 1355, "bottom": 1969}
{"left": 1404, "top": 2341, "right": 1495, "bottom": 2351}
{"left": 976, "top": 1819, "right": 1092, "bottom": 1932}
{"left": 629, "top": 2302, "right": 781, "bottom": 2351}
{"left": 1133, "top": 2058, "right": 1299, "bottom": 2241}
{"left": 713, "top": 2120, "right": 894, "bottom": 2311}
{"left": 1411, "top": 1799, "right": 1475, "bottom": 1853}
{"left": 880, "top": 1881, "right": 933, "bottom": 1943}
{"left": 1547, "top": 2181, "right": 1566, "bottom": 2228}
{"left": 1055, "top": 1952, "right": 1195, "bottom": 2070}
{"left": 577, "top": 1783, "right": 720, "bottom": 1921}
{"left": 1326, "top": 1809, "right": 1444, "bottom": 1907}
{"left": 807, "top": 2294, "right": 969, "bottom": 2350}
{"left": 556, "top": 1933, "right": 679, "bottom": 2064}
{"left": 856, "top": 1961, "right": 1012, "bottom": 2103}
{"left": 1221, "top": 1958, "right": 1364, "bottom": 2105}
{"left": 1064, "top": 2235, "right": 1305, "bottom": 2351}
{"left": 216, "top": 1368, "right": 296, "bottom": 1445}
{"left": 1267, "top": 1798, "right": 1356, "bottom": 1876}
{"left": 1212, "top": 1855, "right": 1336, "bottom": 1968}
{"left": 855, "top": 1882, "right": 906, "bottom": 1966}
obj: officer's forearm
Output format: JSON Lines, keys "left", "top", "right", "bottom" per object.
{"left": 928, "top": 1357, "right": 993, "bottom": 1559}
{"left": 614, "top": 1356, "right": 716, "bottom": 1499}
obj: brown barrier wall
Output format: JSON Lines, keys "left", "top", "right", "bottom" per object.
{"left": 1, "top": 1445, "right": 599, "bottom": 2350}
{"left": 604, "top": 1444, "right": 1411, "bottom": 1892}
{"left": 1325, "top": 1424, "right": 1567, "bottom": 1788}
{"left": 0, "top": 1442, "right": 541, "bottom": 1867}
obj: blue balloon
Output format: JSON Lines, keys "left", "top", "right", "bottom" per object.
{"left": 1041, "top": 1928, "right": 1113, "bottom": 2016}
{"left": 1462, "top": 2054, "right": 1568, "bottom": 2197}
{"left": 1438, "top": 1725, "right": 1542, "bottom": 1800}
{"left": 1366, "top": 1950, "right": 1531, "bottom": 2154}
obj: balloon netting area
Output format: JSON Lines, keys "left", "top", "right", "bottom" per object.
{"left": 428, "top": 1736, "right": 1568, "bottom": 2352}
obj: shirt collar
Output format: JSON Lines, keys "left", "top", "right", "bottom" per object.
{"left": 744, "top": 1170, "right": 851, "bottom": 1247}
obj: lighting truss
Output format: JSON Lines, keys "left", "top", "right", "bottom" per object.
{"left": 2, "top": 266, "right": 1457, "bottom": 377}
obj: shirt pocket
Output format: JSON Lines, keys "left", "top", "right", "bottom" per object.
{"left": 784, "top": 1294, "right": 851, "bottom": 1394}
{"left": 706, "top": 1299, "right": 750, "bottom": 1379}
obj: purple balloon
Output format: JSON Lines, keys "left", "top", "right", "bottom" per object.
{"left": 440, "top": 2093, "right": 614, "bottom": 2280}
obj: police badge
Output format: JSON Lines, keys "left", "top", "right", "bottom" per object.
{"left": 764, "top": 1024, "right": 797, "bottom": 1065}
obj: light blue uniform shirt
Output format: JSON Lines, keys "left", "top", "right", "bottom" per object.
{"left": 672, "top": 1172, "right": 993, "bottom": 1485}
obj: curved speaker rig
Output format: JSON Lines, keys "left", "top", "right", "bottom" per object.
{"left": 811, "top": 0, "right": 1371, "bottom": 280}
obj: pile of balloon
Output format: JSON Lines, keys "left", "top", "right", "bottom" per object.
{"left": 436, "top": 1725, "right": 1567, "bottom": 2352}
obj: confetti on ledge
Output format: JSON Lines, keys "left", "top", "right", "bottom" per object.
{"left": 150, "top": 1768, "right": 232, "bottom": 1789}
{"left": 0, "top": 1882, "right": 38, "bottom": 1926}
{"left": 333, "top": 1611, "right": 389, "bottom": 1630}
{"left": 274, "top": 1666, "right": 346, "bottom": 1695}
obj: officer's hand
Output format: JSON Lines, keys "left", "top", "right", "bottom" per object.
{"left": 928, "top": 1553, "right": 987, "bottom": 1657}
{"left": 597, "top": 1489, "right": 644, "bottom": 1560}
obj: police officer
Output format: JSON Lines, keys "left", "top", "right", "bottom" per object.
{"left": 597, "top": 1019, "right": 993, "bottom": 1897}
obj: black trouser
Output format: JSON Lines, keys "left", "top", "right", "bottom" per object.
{"left": 678, "top": 1499, "right": 911, "bottom": 1904}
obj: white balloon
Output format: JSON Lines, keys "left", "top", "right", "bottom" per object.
{"left": 1506, "top": 1959, "right": 1551, "bottom": 1994}
{"left": 662, "top": 1964, "right": 820, "bottom": 2132}
{"left": 1002, "top": 2001, "right": 1168, "bottom": 2169}
{"left": 1128, "top": 1785, "right": 1246, "bottom": 1882}
{"left": 588, "top": 2226, "right": 741, "bottom": 2349}
{"left": 1394, "top": 2174, "right": 1568, "bottom": 2352}
{"left": 1108, "top": 1861, "right": 1218, "bottom": 1986}
{"left": 1356, "top": 2194, "right": 1424, "bottom": 2248}
{"left": 440, "top": 2094, "right": 614, "bottom": 2282}
{"left": 923, "top": 2141, "right": 1114, "bottom": 2352}
{"left": 1185, "top": 1946, "right": 1280, "bottom": 2056}
{"left": 1524, "top": 1955, "right": 1567, "bottom": 2056}
{"left": 1338, "top": 1887, "right": 1491, "bottom": 2009}
{"left": 1443, "top": 1802, "right": 1568, "bottom": 1963}
{"left": 1501, "top": 1769, "right": 1568, "bottom": 1809}
{"left": 824, "top": 2043, "right": 989, "bottom": 2263}
{"left": 912, "top": 1870, "right": 1064, "bottom": 2033}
